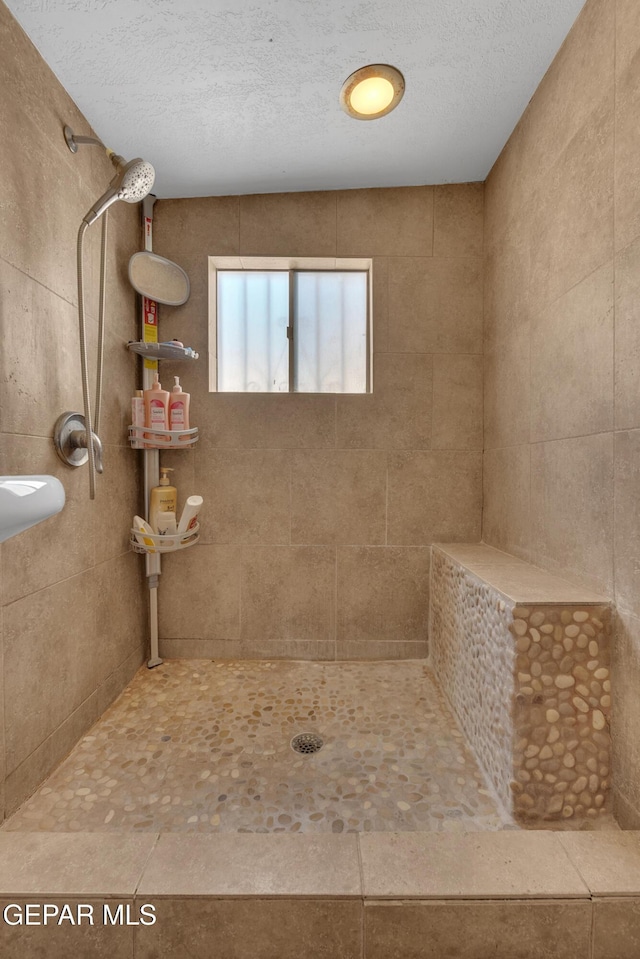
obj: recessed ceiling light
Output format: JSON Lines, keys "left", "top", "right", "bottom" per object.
{"left": 340, "top": 64, "right": 405, "bottom": 120}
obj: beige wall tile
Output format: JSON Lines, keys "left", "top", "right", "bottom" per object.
{"left": 616, "top": 0, "right": 640, "bottom": 76}
{"left": 387, "top": 452, "right": 482, "bottom": 545}
{"left": 0, "top": 2, "right": 143, "bottom": 819}
{"left": 336, "top": 547, "right": 430, "bottom": 644}
{"left": 159, "top": 545, "right": 241, "bottom": 640}
{"left": 0, "top": 899, "right": 134, "bottom": 958}
{"left": 527, "top": 98, "right": 614, "bottom": 311}
{"left": 194, "top": 449, "right": 290, "bottom": 544}
{"left": 291, "top": 450, "right": 386, "bottom": 545}
{"left": 1, "top": 435, "right": 94, "bottom": 605}
{"left": 611, "top": 608, "right": 640, "bottom": 818}
{"left": 0, "top": 602, "right": 4, "bottom": 822}
{"left": 337, "top": 186, "right": 433, "bottom": 257}
{"left": 241, "top": 546, "right": 335, "bottom": 643}
{"left": 0, "top": 98, "right": 96, "bottom": 307}
{"left": 615, "top": 235, "right": 640, "bottom": 429}
{"left": 336, "top": 639, "right": 428, "bottom": 660}
{"left": 433, "top": 182, "right": 484, "bottom": 257}
{"left": 483, "top": 227, "right": 533, "bottom": 353}
{"left": 388, "top": 257, "right": 483, "bottom": 354}
{"left": 613, "top": 789, "right": 640, "bottom": 831}
{"left": 515, "top": 0, "right": 614, "bottom": 202}
{"left": 95, "top": 644, "right": 146, "bottom": 718}
{"left": 0, "top": 2, "right": 93, "bottom": 180}
{"left": 94, "top": 445, "right": 142, "bottom": 564}
{"left": 135, "top": 898, "right": 362, "bottom": 959}
{"left": 5, "top": 689, "right": 100, "bottom": 817}
{"left": 530, "top": 262, "right": 614, "bottom": 443}
{"left": 153, "top": 196, "right": 240, "bottom": 255}
{"left": 365, "top": 900, "right": 592, "bottom": 959}
{"left": 95, "top": 552, "right": 148, "bottom": 677}
{"left": 240, "top": 191, "right": 336, "bottom": 256}
{"left": 483, "top": 121, "right": 528, "bottom": 252}
{"left": 615, "top": 51, "right": 640, "bottom": 252}
{"left": 371, "top": 256, "right": 389, "bottom": 353}
{"left": 3, "top": 569, "right": 100, "bottom": 771}
{"left": 432, "top": 354, "right": 483, "bottom": 450}
{"left": 530, "top": 434, "right": 614, "bottom": 596}
{"left": 0, "top": 258, "right": 85, "bottom": 437}
{"left": 159, "top": 638, "right": 336, "bottom": 660}
{"left": 198, "top": 393, "right": 336, "bottom": 451}
{"left": 614, "top": 431, "right": 640, "bottom": 617}
{"left": 482, "top": 445, "right": 531, "bottom": 559}
{"left": 336, "top": 354, "right": 432, "bottom": 450}
{"left": 99, "top": 200, "right": 140, "bottom": 340}
{"left": 593, "top": 899, "right": 640, "bottom": 959}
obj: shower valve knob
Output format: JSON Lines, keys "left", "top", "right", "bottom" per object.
{"left": 53, "top": 412, "right": 104, "bottom": 473}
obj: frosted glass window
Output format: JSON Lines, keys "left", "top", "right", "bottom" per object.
{"left": 294, "top": 272, "right": 367, "bottom": 393}
{"left": 216, "top": 268, "right": 369, "bottom": 393}
{"left": 217, "top": 271, "right": 289, "bottom": 392}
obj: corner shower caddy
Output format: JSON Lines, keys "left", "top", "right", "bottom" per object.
{"left": 129, "top": 195, "right": 199, "bottom": 667}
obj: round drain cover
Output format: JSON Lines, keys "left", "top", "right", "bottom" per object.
{"left": 291, "top": 732, "right": 323, "bottom": 755}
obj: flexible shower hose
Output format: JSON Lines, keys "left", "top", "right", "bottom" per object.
{"left": 77, "top": 221, "right": 95, "bottom": 499}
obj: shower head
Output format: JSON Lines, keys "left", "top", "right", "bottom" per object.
{"left": 83, "top": 157, "right": 156, "bottom": 226}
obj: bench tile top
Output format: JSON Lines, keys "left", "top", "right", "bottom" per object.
{"left": 434, "top": 544, "right": 610, "bottom": 605}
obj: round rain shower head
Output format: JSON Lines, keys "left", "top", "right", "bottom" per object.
{"left": 117, "top": 158, "right": 155, "bottom": 203}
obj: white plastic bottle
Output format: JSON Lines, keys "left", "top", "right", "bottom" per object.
{"left": 169, "top": 376, "right": 191, "bottom": 438}
{"left": 131, "top": 389, "right": 145, "bottom": 448}
{"left": 133, "top": 515, "right": 156, "bottom": 552}
{"left": 178, "top": 494, "right": 203, "bottom": 540}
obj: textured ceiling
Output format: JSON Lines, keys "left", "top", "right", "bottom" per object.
{"left": 6, "top": 0, "right": 587, "bottom": 198}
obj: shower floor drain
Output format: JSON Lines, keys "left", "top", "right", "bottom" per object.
{"left": 290, "top": 732, "right": 324, "bottom": 755}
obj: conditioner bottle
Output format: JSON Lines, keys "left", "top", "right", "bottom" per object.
{"left": 169, "top": 376, "right": 191, "bottom": 439}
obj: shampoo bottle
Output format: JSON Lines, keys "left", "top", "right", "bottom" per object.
{"left": 143, "top": 374, "right": 170, "bottom": 443}
{"left": 169, "top": 376, "right": 191, "bottom": 438}
{"left": 149, "top": 467, "right": 177, "bottom": 533}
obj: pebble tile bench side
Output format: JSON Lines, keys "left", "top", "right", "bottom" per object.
{"left": 430, "top": 545, "right": 612, "bottom": 824}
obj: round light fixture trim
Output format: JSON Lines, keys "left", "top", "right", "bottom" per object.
{"left": 340, "top": 64, "right": 405, "bottom": 120}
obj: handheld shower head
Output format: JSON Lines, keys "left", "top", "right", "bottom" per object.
{"left": 118, "top": 158, "right": 156, "bottom": 202}
{"left": 83, "top": 157, "right": 156, "bottom": 226}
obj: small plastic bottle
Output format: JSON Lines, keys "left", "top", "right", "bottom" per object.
{"left": 131, "top": 389, "right": 145, "bottom": 448}
{"left": 143, "top": 374, "right": 170, "bottom": 444}
{"left": 169, "top": 376, "right": 190, "bottom": 438}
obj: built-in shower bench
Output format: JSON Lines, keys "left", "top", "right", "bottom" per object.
{"left": 429, "top": 543, "right": 611, "bottom": 825}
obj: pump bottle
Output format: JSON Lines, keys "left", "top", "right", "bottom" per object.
{"left": 149, "top": 467, "right": 178, "bottom": 534}
{"left": 169, "top": 376, "right": 191, "bottom": 438}
{"left": 143, "top": 374, "right": 170, "bottom": 444}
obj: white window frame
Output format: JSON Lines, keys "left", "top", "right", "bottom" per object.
{"left": 208, "top": 256, "right": 373, "bottom": 393}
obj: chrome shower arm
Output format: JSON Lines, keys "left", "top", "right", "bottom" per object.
{"left": 64, "top": 126, "right": 105, "bottom": 153}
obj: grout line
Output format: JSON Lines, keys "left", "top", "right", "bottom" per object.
{"left": 431, "top": 187, "right": 436, "bottom": 256}
{"left": 611, "top": 0, "right": 618, "bottom": 614}
{"left": 133, "top": 831, "right": 162, "bottom": 899}
{"left": 356, "top": 835, "right": 366, "bottom": 959}
{"left": 334, "top": 545, "right": 338, "bottom": 661}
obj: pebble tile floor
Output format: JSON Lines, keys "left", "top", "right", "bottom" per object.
{"left": 3, "top": 660, "right": 606, "bottom": 835}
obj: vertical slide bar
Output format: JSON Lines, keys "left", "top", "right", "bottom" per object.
{"left": 141, "top": 196, "right": 162, "bottom": 667}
